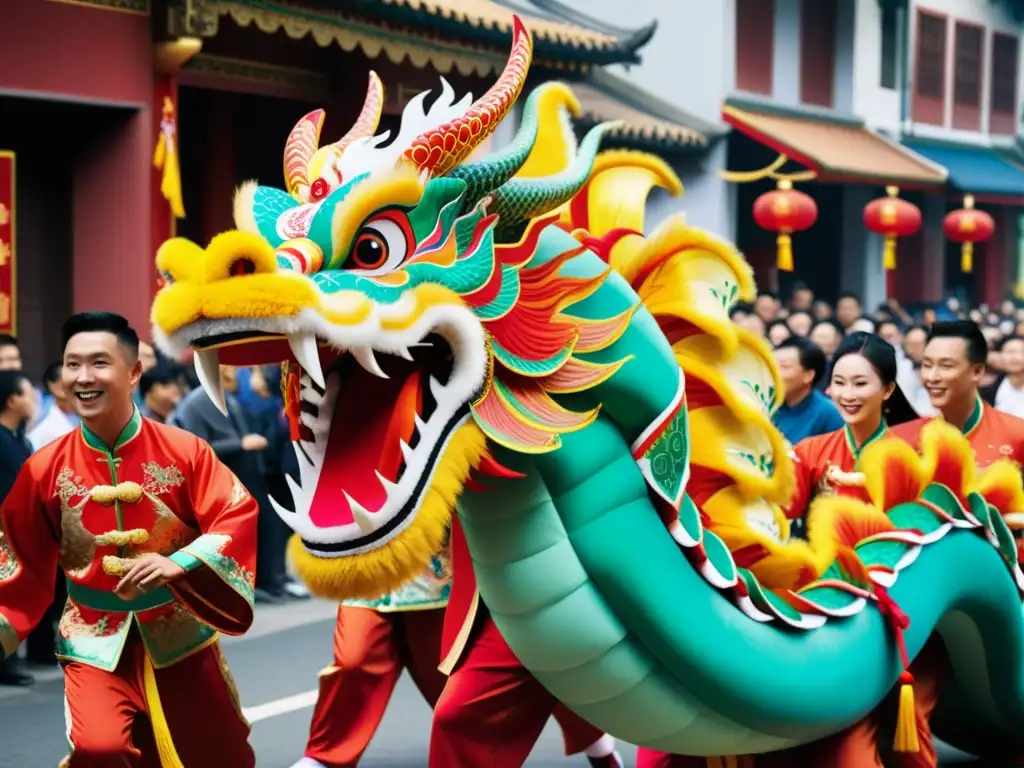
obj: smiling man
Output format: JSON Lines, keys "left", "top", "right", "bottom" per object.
{"left": 0, "top": 311, "right": 259, "bottom": 767}
{"left": 889, "top": 320, "right": 1024, "bottom": 765}
{"left": 894, "top": 320, "right": 1024, "bottom": 468}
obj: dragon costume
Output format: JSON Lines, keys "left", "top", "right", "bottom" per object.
{"left": 151, "top": 16, "right": 1024, "bottom": 761}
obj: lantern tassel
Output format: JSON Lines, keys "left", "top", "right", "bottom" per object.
{"left": 961, "top": 242, "right": 973, "bottom": 273}
{"left": 777, "top": 233, "right": 794, "bottom": 272}
{"left": 883, "top": 235, "right": 897, "bottom": 271}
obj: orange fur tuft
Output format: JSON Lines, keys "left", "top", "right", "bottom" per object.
{"left": 977, "top": 459, "right": 1024, "bottom": 526}
{"left": 859, "top": 437, "right": 926, "bottom": 512}
{"left": 919, "top": 420, "right": 976, "bottom": 500}
{"left": 807, "top": 495, "right": 895, "bottom": 550}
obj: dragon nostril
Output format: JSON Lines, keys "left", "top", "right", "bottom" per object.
{"left": 229, "top": 258, "right": 257, "bottom": 277}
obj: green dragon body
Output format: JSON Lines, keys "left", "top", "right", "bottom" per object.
{"left": 151, "top": 16, "right": 1024, "bottom": 759}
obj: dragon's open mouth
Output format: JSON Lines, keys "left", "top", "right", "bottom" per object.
{"left": 162, "top": 305, "right": 489, "bottom": 555}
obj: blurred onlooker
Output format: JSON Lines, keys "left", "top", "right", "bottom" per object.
{"left": 0, "top": 370, "right": 37, "bottom": 686}
{"left": 989, "top": 336, "right": 1024, "bottom": 418}
{"left": 740, "top": 312, "right": 766, "bottom": 338}
{"left": 834, "top": 291, "right": 863, "bottom": 330}
{"left": 786, "top": 310, "right": 813, "bottom": 338}
{"left": 28, "top": 361, "right": 78, "bottom": 451}
{"left": 788, "top": 282, "right": 814, "bottom": 312}
{"left": 766, "top": 319, "right": 791, "bottom": 347}
{"left": 753, "top": 291, "right": 780, "bottom": 325}
{"left": 903, "top": 325, "right": 928, "bottom": 364}
{"left": 772, "top": 337, "right": 844, "bottom": 445}
{"left": 809, "top": 320, "right": 843, "bottom": 360}
{"left": 812, "top": 300, "right": 833, "bottom": 321}
{"left": 139, "top": 365, "right": 183, "bottom": 424}
{"left": 138, "top": 341, "right": 158, "bottom": 373}
{"left": 0, "top": 334, "right": 49, "bottom": 430}
{"left": 0, "top": 334, "right": 22, "bottom": 371}
{"left": 175, "top": 365, "right": 288, "bottom": 603}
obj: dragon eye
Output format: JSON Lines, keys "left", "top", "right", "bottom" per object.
{"left": 343, "top": 212, "right": 412, "bottom": 277}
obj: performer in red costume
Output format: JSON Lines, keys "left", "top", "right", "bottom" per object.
{"left": 295, "top": 548, "right": 622, "bottom": 767}
{"left": 291, "top": 556, "right": 450, "bottom": 768}
{"left": 893, "top": 320, "right": 1024, "bottom": 467}
{"left": 431, "top": 517, "right": 624, "bottom": 768}
{"left": 0, "top": 312, "right": 258, "bottom": 767}
{"left": 638, "top": 332, "right": 925, "bottom": 768}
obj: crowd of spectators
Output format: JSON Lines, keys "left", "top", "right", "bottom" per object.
{"left": 743, "top": 283, "right": 1024, "bottom": 446}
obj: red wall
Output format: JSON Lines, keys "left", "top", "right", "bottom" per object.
{"left": 0, "top": 0, "right": 151, "bottom": 104}
{"left": 0, "top": 0, "right": 155, "bottom": 338}
{"left": 73, "top": 111, "right": 153, "bottom": 338}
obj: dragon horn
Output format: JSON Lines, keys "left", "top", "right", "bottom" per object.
{"left": 306, "top": 72, "right": 386, "bottom": 186}
{"left": 403, "top": 15, "right": 533, "bottom": 177}
{"left": 283, "top": 109, "right": 326, "bottom": 201}
{"left": 326, "top": 71, "right": 386, "bottom": 158}
{"left": 489, "top": 121, "right": 623, "bottom": 234}
{"left": 448, "top": 82, "right": 581, "bottom": 209}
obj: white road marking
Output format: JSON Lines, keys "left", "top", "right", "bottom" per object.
{"left": 243, "top": 689, "right": 319, "bottom": 723}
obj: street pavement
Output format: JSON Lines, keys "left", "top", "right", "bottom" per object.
{"left": 0, "top": 598, "right": 986, "bottom": 767}
{"left": 0, "top": 598, "right": 631, "bottom": 768}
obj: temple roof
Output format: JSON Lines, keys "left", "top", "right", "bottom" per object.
{"left": 573, "top": 68, "right": 722, "bottom": 153}
{"left": 357, "top": 0, "right": 655, "bottom": 65}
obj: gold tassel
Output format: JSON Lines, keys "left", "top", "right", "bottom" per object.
{"left": 777, "top": 232, "right": 794, "bottom": 272}
{"left": 153, "top": 97, "right": 186, "bottom": 219}
{"left": 883, "top": 235, "right": 897, "bottom": 270}
{"left": 961, "top": 242, "right": 973, "bottom": 273}
{"left": 893, "top": 671, "right": 920, "bottom": 753}
{"left": 142, "top": 654, "right": 186, "bottom": 768}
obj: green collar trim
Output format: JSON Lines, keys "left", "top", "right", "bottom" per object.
{"left": 81, "top": 407, "right": 142, "bottom": 456}
{"left": 845, "top": 419, "right": 888, "bottom": 460}
{"left": 962, "top": 395, "right": 984, "bottom": 437}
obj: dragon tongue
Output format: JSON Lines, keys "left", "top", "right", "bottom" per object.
{"left": 306, "top": 367, "right": 421, "bottom": 529}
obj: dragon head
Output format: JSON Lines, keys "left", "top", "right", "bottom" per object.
{"left": 151, "top": 17, "right": 627, "bottom": 597}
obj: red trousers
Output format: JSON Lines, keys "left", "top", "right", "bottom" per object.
{"left": 429, "top": 613, "right": 608, "bottom": 767}
{"left": 304, "top": 605, "right": 449, "bottom": 767}
{"left": 637, "top": 637, "right": 949, "bottom": 768}
{"left": 308, "top": 606, "right": 606, "bottom": 767}
{"left": 60, "top": 634, "right": 253, "bottom": 767}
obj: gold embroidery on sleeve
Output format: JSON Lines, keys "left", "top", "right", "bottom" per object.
{"left": 55, "top": 470, "right": 95, "bottom": 575}
{"left": 142, "top": 463, "right": 186, "bottom": 495}
{"left": 0, "top": 519, "right": 20, "bottom": 582}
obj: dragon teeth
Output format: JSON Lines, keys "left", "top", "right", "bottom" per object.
{"left": 351, "top": 346, "right": 388, "bottom": 379}
{"left": 193, "top": 348, "right": 227, "bottom": 417}
{"left": 398, "top": 439, "right": 414, "bottom": 463}
{"left": 428, "top": 375, "right": 445, "bottom": 401}
{"left": 288, "top": 333, "right": 325, "bottom": 389}
{"left": 395, "top": 347, "right": 414, "bottom": 361}
{"left": 374, "top": 470, "right": 400, "bottom": 495}
{"left": 343, "top": 491, "right": 378, "bottom": 534}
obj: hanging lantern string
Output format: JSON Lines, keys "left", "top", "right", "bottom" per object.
{"left": 721, "top": 153, "right": 819, "bottom": 184}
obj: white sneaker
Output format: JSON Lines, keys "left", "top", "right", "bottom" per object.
{"left": 284, "top": 581, "right": 311, "bottom": 599}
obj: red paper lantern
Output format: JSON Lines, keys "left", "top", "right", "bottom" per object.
{"left": 943, "top": 195, "right": 995, "bottom": 273}
{"left": 863, "top": 186, "right": 922, "bottom": 271}
{"left": 752, "top": 179, "right": 817, "bottom": 272}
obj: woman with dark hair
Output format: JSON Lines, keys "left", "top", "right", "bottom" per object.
{"left": 786, "top": 331, "right": 918, "bottom": 520}
{"left": 780, "top": 335, "right": 924, "bottom": 766}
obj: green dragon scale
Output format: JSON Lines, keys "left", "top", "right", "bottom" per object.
{"left": 150, "top": 16, "right": 1024, "bottom": 759}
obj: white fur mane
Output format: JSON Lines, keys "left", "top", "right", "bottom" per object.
{"left": 336, "top": 78, "right": 473, "bottom": 180}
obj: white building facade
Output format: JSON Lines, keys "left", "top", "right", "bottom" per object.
{"left": 555, "top": 0, "right": 1024, "bottom": 309}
